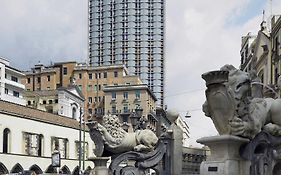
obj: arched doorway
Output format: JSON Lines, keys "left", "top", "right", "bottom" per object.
{"left": 29, "top": 164, "right": 43, "bottom": 174}
{"left": 45, "top": 164, "right": 57, "bottom": 174}
{"left": 10, "top": 163, "right": 23, "bottom": 173}
{"left": 72, "top": 166, "right": 79, "bottom": 175}
{"left": 0, "top": 162, "right": 9, "bottom": 174}
{"left": 61, "top": 165, "right": 71, "bottom": 175}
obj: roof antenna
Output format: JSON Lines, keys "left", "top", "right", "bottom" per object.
{"left": 262, "top": 10, "right": 265, "bottom": 22}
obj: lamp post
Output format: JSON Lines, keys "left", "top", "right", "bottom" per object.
{"left": 79, "top": 107, "right": 83, "bottom": 175}
{"left": 130, "top": 107, "right": 143, "bottom": 131}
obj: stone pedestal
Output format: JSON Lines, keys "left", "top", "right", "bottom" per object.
{"left": 197, "top": 135, "right": 250, "bottom": 175}
{"left": 89, "top": 157, "right": 110, "bottom": 175}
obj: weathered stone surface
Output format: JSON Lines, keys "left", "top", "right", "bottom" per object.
{"left": 88, "top": 114, "right": 158, "bottom": 154}
{"left": 202, "top": 65, "right": 281, "bottom": 139}
{"left": 89, "top": 157, "right": 110, "bottom": 175}
{"left": 197, "top": 135, "right": 250, "bottom": 175}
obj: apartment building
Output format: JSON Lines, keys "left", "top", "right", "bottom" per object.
{"left": 103, "top": 84, "right": 157, "bottom": 131}
{"left": 23, "top": 62, "right": 142, "bottom": 120}
{"left": 0, "top": 57, "right": 25, "bottom": 105}
{"left": 88, "top": 0, "right": 166, "bottom": 107}
{"left": 271, "top": 15, "right": 281, "bottom": 90}
{"left": 240, "top": 16, "right": 281, "bottom": 98}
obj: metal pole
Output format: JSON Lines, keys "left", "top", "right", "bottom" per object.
{"left": 79, "top": 107, "right": 82, "bottom": 174}
{"left": 83, "top": 119, "right": 86, "bottom": 171}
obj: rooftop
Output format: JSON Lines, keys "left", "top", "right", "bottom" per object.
{"left": 0, "top": 100, "right": 83, "bottom": 130}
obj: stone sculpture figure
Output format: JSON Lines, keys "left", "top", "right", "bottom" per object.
{"left": 92, "top": 114, "right": 158, "bottom": 154}
{"left": 202, "top": 65, "right": 281, "bottom": 139}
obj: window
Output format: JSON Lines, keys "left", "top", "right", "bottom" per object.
{"left": 27, "top": 78, "right": 31, "bottom": 84}
{"left": 112, "top": 105, "right": 117, "bottom": 113}
{"left": 51, "top": 137, "right": 68, "bottom": 159}
{"left": 88, "top": 97, "right": 93, "bottom": 103}
{"left": 55, "top": 99, "right": 58, "bottom": 103}
{"left": 112, "top": 92, "right": 116, "bottom": 100}
{"left": 87, "top": 85, "right": 92, "bottom": 91}
{"left": 23, "top": 132, "right": 43, "bottom": 156}
{"left": 135, "top": 90, "right": 141, "bottom": 99}
{"left": 37, "top": 77, "right": 41, "bottom": 83}
{"left": 123, "top": 104, "right": 129, "bottom": 113}
{"left": 114, "top": 71, "right": 118, "bottom": 77}
{"left": 47, "top": 75, "right": 51, "bottom": 82}
{"left": 78, "top": 85, "right": 82, "bottom": 90}
{"left": 94, "top": 85, "right": 97, "bottom": 91}
{"left": 89, "top": 73, "right": 93, "bottom": 79}
{"left": 79, "top": 73, "right": 82, "bottom": 79}
{"left": 98, "top": 85, "right": 101, "bottom": 91}
{"left": 123, "top": 92, "right": 128, "bottom": 100}
{"left": 72, "top": 107, "right": 77, "bottom": 119}
{"left": 13, "top": 91, "right": 19, "bottom": 97}
{"left": 104, "top": 72, "right": 107, "bottom": 78}
{"left": 43, "top": 100, "right": 46, "bottom": 104}
{"left": 63, "top": 67, "right": 68, "bottom": 75}
{"left": 3, "top": 128, "right": 10, "bottom": 153}
{"left": 88, "top": 108, "right": 93, "bottom": 114}
{"left": 5, "top": 88, "right": 8, "bottom": 94}
{"left": 28, "top": 101, "right": 31, "bottom": 105}
{"left": 49, "top": 100, "right": 53, "bottom": 104}
{"left": 11, "top": 76, "right": 18, "bottom": 82}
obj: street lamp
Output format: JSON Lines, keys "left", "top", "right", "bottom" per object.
{"left": 185, "top": 111, "right": 191, "bottom": 118}
{"left": 130, "top": 107, "right": 143, "bottom": 131}
{"left": 135, "top": 107, "right": 143, "bottom": 118}
{"left": 52, "top": 150, "right": 61, "bottom": 173}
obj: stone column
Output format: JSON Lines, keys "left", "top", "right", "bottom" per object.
{"left": 161, "top": 123, "right": 183, "bottom": 175}
{"left": 197, "top": 135, "right": 250, "bottom": 175}
{"left": 88, "top": 157, "right": 110, "bottom": 175}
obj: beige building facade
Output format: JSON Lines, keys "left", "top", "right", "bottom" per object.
{"left": 240, "top": 16, "right": 281, "bottom": 98}
{"left": 23, "top": 62, "right": 142, "bottom": 120}
{"left": 103, "top": 84, "right": 158, "bottom": 131}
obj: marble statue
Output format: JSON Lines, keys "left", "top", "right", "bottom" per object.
{"left": 94, "top": 114, "right": 158, "bottom": 154}
{"left": 202, "top": 65, "right": 281, "bottom": 139}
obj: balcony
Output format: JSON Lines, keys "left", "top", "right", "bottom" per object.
{"left": 5, "top": 79, "right": 25, "bottom": 90}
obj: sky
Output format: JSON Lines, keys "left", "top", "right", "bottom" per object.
{"left": 0, "top": 0, "right": 281, "bottom": 147}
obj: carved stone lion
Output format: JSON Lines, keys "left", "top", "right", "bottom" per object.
{"left": 202, "top": 65, "right": 281, "bottom": 139}
{"left": 96, "top": 114, "right": 158, "bottom": 154}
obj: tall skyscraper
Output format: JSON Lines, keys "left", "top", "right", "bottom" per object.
{"left": 88, "top": 0, "right": 165, "bottom": 107}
